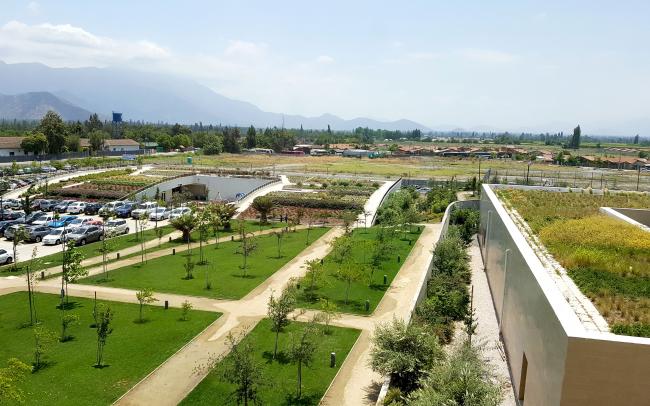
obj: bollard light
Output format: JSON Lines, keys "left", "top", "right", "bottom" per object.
{"left": 172, "top": 248, "right": 176, "bottom": 255}
{"left": 164, "top": 300, "right": 169, "bottom": 310}
{"left": 383, "top": 275, "right": 387, "bottom": 285}
{"left": 41, "top": 271, "right": 45, "bottom": 280}
{"left": 365, "top": 300, "right": 370, "bottom": 312}
{"left": 330, "top": 352, "right": 336, "bottom": 368}
{"left": 117, "top": 252, "right": 120, "bottom": 259}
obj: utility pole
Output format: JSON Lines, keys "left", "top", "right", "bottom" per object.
{"left": 637, "top": 165, "right": 641, "bottom": 191}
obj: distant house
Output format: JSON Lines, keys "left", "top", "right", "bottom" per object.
{"left": 0, "top": 137, "right": 32, "bottom": 156}
{"left": 342, "top": 149, "right": 372, "bottom": 158}
{"left": 79, "top": 138, "right": 140, "bottom": 152}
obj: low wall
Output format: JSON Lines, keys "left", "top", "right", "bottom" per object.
{"left": 135, "top": 174, "right": 276, "bottom": 203}
{"left": 370, "top": 177, "right": 402, "bottom": 226}
{"left": 480, "top": 184, "right": 650, "bottom": 406}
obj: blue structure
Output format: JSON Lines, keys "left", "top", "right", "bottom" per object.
{"left": 112, "top": 112, "right": 123, "bottom": 123}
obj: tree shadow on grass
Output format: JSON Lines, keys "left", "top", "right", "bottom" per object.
{"left": 368, "top": 284, "right": 387, "bottom": 292}
{"left": 93, "top": 364, "right": 110, "bottom": 369}
{"left": 231, "top": 273, "right": 256, "bottom": 279}
{"left": 56, "top": 301, "right": 82, "bottom": 310}
{"left": 32, "top": 360, "right": 56, "bottom": 372}
{"left": 262, "top": 350, "right": 291, "bottom": 365}
{"left": 283, "top": 392, "right": 320, "bottom": 406}
{"left": 89, "top": 278, "right": 115, "bottom": 284}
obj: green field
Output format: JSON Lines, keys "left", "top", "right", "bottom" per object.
{"left": 180, "top": 318, "right": 360, "bottom": 405}
{"left": 0, "top": 292, "right": 218, "bottom": 405}
{"left": 295, "top": 226, "right": 421, "bottom": 314}
{"left": 79, "top": 227, "right": 330, "bottom": 300}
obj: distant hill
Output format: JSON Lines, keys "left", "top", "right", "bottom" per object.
{"left": 0, "top": 61, "right": 429, "bottom": 131}
{"left": 0, "top": 91, "right": 92, "bottom": 121}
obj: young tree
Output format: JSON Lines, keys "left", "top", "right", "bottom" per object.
{"left": 251, "top": 196, "right": 274, "bottom": 225}
{"left": 0, "top": 358, "right": 32, "bottom": 403}
{"left": 272, "top": 229, "right": 286, "bottom": 258}
{"left": 317, "top": 298, "right": 340, "bottom": 335}
{"left": 196, "top": 208, "right": 211, "bottom": 265}
{"left": 267, "top": 284, "right": 297, "bottom": 359}
{"left": 304, "top": 259, "right": 324, "bottom": 291}
{"left": 183, "top": 255, "right": 195, "bottom": 280}
{"left": 287, "top": 322, "right": 320, "bottom": 399}
{"left": 334, "top": 260, "right": 364, "bottom": 305}
{"left": 95, "top": 304, "right": 114, "bottom": 368}
{"left": 370, "top": 318, "right": 443, "bottom": 393}
{"left": 135, "top": 288, "right": 158, "bottom": 323}
{"left": 97, "top": 223, "right": 114, "bottom": 281}
{"left": 11, "top": 226, "right": 28, "bottom": 272}
{"left": 199, "top": 331, "right": 264, "bottom": 406}
{"left": 207, "top": 204, "right": 223, "bottom": 248}
{"left": 341, "top": 211, "right": 357, "bottom": 234}
{"left": 155, "top": 226, "right": 164, "bottom": 248}
{"left": 25, "top": 247, "right": 39, "bottom": 326}
{"left": 33, "top": 325, "right": 56, "bottom": 371}
{"left": 137, "top": 215, "right": 149, "bottom": 264}
{"left": 62, "top": 240, "right": 86, "bottom": 301}
{"left": 60, "top": 313, "right": 79, "bottom": 342}
{"left": 181, "top": 300, "right": 193, "bottom": 321}
{"left": 238, "top": 223, "right": 257, "bottom": 277}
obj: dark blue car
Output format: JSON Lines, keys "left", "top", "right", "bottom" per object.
{"left": 115, "top": 203, "right": 136, "bottom": 218}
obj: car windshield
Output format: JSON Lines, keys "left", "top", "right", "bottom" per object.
{"left": 107, "top": 221, "right": 120, "bottom": 227}
{"left": 48, "top": 229, "right": 62, "bottom": 235}
{"left": 75, "top": 227, "right": 88, "bottom": 234}
{"left": 155, "top": 208, "right": 165, "bottom": 213}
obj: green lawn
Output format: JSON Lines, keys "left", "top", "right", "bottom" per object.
{"left": 0, "top": 292, "right": 218, "bottom": 405}
{"left": 295, "top": 226, "right": 422, "bottom": 314}
{"left": 79, "top": 227, "right": 330, "bottom": 300}
{"left": 181, "top": 318, "right": 360, "bottom": 405}
{"left": 0, "top": 220, "right": 284, "bottom": 277}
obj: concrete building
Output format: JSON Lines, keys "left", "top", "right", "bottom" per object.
{"left": 79, "top": 138, "right": 140, "bottom": 152}
{"left": 0, "top": 137, "right": 33, "bottom": 156}
{"left": 479, "top": 184, "right": 650, "bottom": 406}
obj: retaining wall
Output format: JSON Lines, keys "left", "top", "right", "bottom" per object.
{"left": 480, "top": 184, "right": 650, "bottom": 406}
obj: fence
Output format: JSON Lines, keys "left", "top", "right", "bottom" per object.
{"left": 0, "top": 150, "right": 146, "bottom": 164}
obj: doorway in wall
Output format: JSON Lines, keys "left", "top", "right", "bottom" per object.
{"left": 519, "top": 353, "right": 528, "bottom": 403}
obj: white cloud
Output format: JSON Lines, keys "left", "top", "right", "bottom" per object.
{"left": 224, "top": 40, "right": 267, "bottom": 59}
{"left": 457, "top": 48, "right": 518, "bottom": 64}
{"left": 315, "top": 55, "right": 334, "bottom": 64}
{"left": 0, "top": 20, "right": 170, "bottom": 67}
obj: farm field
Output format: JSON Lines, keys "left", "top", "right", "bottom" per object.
{"left": 498, "top": 189, "right": 650, "bottom": 337}
{"left": 79, "top": 227, "right": 330, "bottom": 299}
{"left": 180, "top": 318, "right": 360, "bottom": 406}
{"left": 0, "top": 292, "right": 218, "bottom": 405}
{"left": 295, "top": 226, "right": 422, "bottom": 314}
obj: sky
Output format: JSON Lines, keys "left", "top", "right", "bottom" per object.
{"left": 0, "top": 0, "right": 649, "bottom": 135}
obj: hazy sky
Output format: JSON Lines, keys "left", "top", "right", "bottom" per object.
{"left": 1, "top": 0, "right": 649, "bottom": 134}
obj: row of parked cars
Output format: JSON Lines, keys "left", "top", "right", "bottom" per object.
{"left": 27, "top": 199, "right": 191, "bottom": 221}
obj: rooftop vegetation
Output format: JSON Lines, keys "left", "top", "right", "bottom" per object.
{"left": 498, "top": 189, "right": 650, "bottom": 337}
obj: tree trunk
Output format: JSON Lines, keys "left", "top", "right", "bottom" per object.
{"left": 297, "top": 360, "right": 302, "bottom": 398}
{"left": 274, "top": 329, "right": 280, "bottom": 358}
{"left": 345, "top": 279, "right": 351, "bottom": 304}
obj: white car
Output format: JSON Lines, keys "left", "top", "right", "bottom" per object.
{"left": 149, "top": 207, "right": 169, "bottom": 221}
{"left": 99, "top": 201, "right": 125, "bottom": 216}
{"left": 104, "top": 219, "right": 129, "bottom": 236}
{"left": 169, "top": 207, "right": 192, "bottom": 219}
{"left": 0, "top": 248, "right": 12, "bottom": 265}
{"left": 132, "top": 202, "right": 158, "bottom": 219}
{"left": 31, "top": 214, "right": 55, "bottom": 226}
{"left": 66, "top": 202, "right": 87, "bottom": 214}
{"left": 67, "top": 217, "right": 95, "bottom": 230}
{"left": 42, "top": 228, "right": 73, "bottom": 245}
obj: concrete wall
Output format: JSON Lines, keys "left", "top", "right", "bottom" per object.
{"left": 370, "top": 177, "right": 403, "bottom": 225}
{"left": 0, "top": 148, "right": 31, "bottom": 157}
{"left": 610, "top": 208, "right": 650, "bottom": 228}
{"left": 480, "top": 184, "right": 650, "bottom": 406}
{"left": 135, "top": 175, "right": 275, "bottom": 203}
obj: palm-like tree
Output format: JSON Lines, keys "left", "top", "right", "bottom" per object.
{"left": 251, "top": 196, "right": 274, "bottom": 224}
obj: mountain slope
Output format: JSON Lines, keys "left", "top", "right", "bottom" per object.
{"left": 0, "top": 61, "right": 429, "bottom": 131}
{"left": 0, "top": 91, "right": 92, "bottom": 121}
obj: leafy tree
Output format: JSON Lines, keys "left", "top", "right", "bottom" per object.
{"left": 200, "top": 330, "right": 264, "bottom": 406}
{"left": 316, "top": 298, "right": 340, "bottom": 335}
{"left": 11, "top": 226, "right": 28, "bottom": 272}
{"left": 207, "top": 204, "right": 224, "bottom": 248}
{"left": 407, "top": 339, "right": 503, "bottom": 405}
{"left": 370, "top": 318, "right": 443, "bottom": 393}
{"left": 62, "top": 240, "right": 86, "bottom": 300}
{"left": 287, "top": 321, "right": 320, "bottom": 399}
{"left": 0, "top": 358, "right": 31, "bottom": 403}
{"left": 251, "top": 196, "right": 274, "bottom": 224}
{"left": 25, "top": 247, "right": 39, "bottom": 326}
{"left": 85, "top": 113, "right": 103, "bottom": 133}
{"left": 271, "top": 229, "right": 286, "bottom": 258}
{"left": 181, "top": 300, "right": 193, "bottom": 321}
{"left": 341, "top": 211, "right": 357, "bottom": 234}
{"left": 183, "top": 255, "right": 195, "bottom": 280}
{"left": 66, "top": 134, "right": 81, "bottom": 152}
{"left": 20, "top": 132, "right": 48, "bottom": 155}
{"left": 334, "top": 260, "right": 365, "bottom": 304}
{"left": 569, "top": 125, "right": 581, "bottom": 149}
{"left": 33, "top": 325, "right": 56, "bottom": 371}
{"left": 38, "top": 111, "right": 67, "bottom": 154}
{"left": 95, "top": 304, "right": 114, "bottom": 367}
{"left": 60, "top": 313, "right": 79, "bottom": 342}
{"left": 267, "top": 284, "right": 297, "bottom": 359}
{"left": 246, "top": 125, "right": 257, "bottom": 148}
{"left": 304, "top": 259, "right": 324, "bottom": 291}
{"left": 170, "top": 212, "right": 198, "bottom": 244}
{"left": 88, "top": 130, "right": 106, "bottom": 153}
{"left": 135, "top": 288, "right": 158, "bottom": 323}
{"left": 222, "top": 127, "right": 242, "bottom": 153}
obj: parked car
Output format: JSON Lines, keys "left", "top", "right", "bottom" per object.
{"left": 65, "top": 225, "right": 103, "bottom": 246}
{"left": 40, "top": 199, "right": 60, "bottom": 211}
{"left": 47, "top": 215, "right": 78, "bottom": 228}
{"left": 4, "top": 224, "right": 26, "bottom": 240}
{"left": 67, "top": 217, "right": 95, "bottom": 230}
{"left": 54, "top": 200, "right": 76, "bottom": 213}
{"left": 66, "top": 201, "right": 87, "bottom": 214}
{"left": 0, "top": 219, "right": 24, "bottom": 237}
{"left": 42, "top": 228, "right": 74, "bottom": 245}
{"left": 99, "top": 201, "right": 125, "bottom": 216}
{"left": 24, "top": 225, "right": 51, "bottom": 243}
{"left": 115, "top": 202, "right": 136, "bottom": 218}
{"left": 104, "top": 219, "right": 129, "bottom": 236}
{"left": 24, "top": 211, "right": 45, "bottom": 224}
{"left": 2, "top": 199, "right": 21, "bottom": 209}
{"left": 32, "top": 214, "right": 55, "bottom": 226}
{"left": 0, "top": 248, "right": 13, "bottom": 265}
{"left": 149, "top": 207, "right": 169, "bottom": 221}
{"left": 83, "top": 202, "right": 104, "bottom": 215}
{"left": 132, "top": 202, "right": 158, "bottom": 219}
{"left": 30, "top": 199, "right": 44, "bottom": 211}
{"left": 1, "top": 210, "right": 25, "bottom": 221}
{"left": 41, "top": 166, "right": 57, "bottom": 173}
{"left": 169, "top": 206, "right": 192, "bottom": 219}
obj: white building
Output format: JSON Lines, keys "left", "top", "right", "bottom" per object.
{"left": 0, "top": 137, "right": 33, "bottom": 156}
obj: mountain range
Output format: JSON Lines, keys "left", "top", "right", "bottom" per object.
{"left": 0, "top": 61, "right": 428, "bottom": 131}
